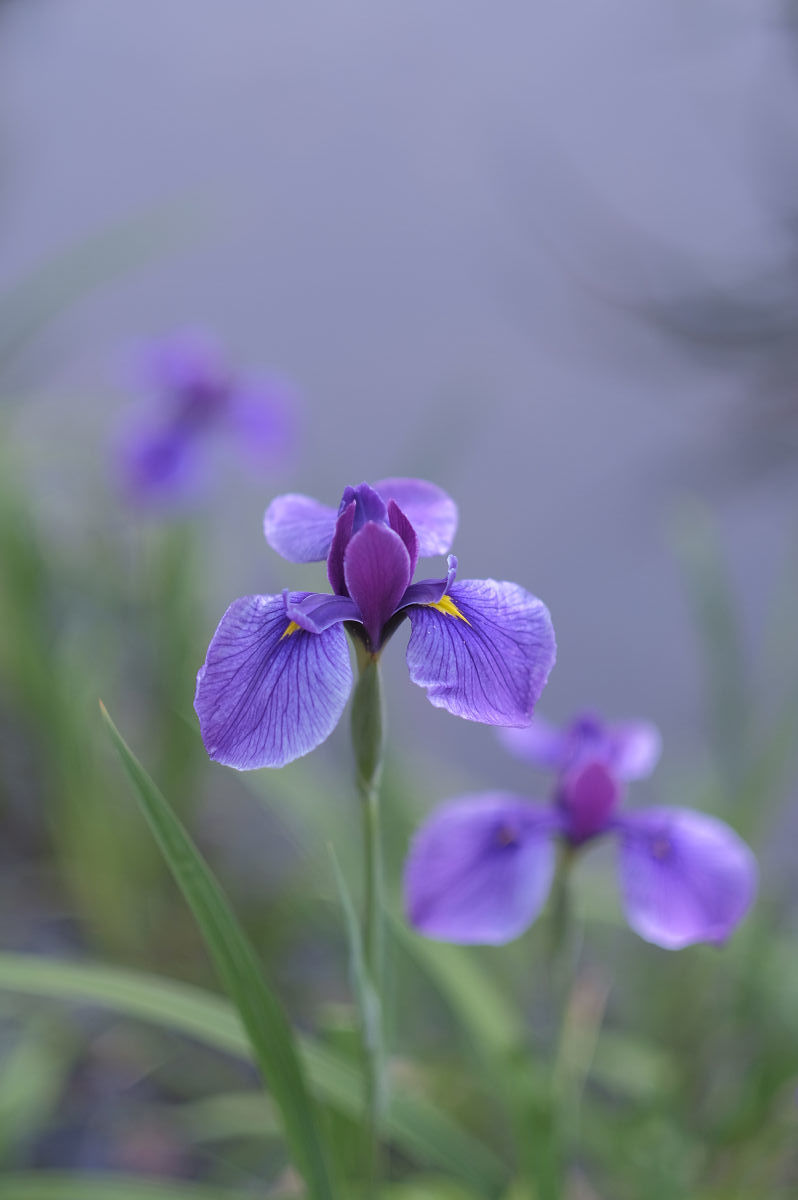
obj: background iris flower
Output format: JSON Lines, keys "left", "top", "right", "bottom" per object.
{"left": 404, "top": 711, "right": 757, "bottom": 950}
{"left": 194, "top": 479, "right": 556, "bottom": 769}
{"left": 114, "top": 331, "right": 294, "bottom": 507}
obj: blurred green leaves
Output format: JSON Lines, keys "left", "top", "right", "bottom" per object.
{"left": 101, "top": 703, "right": 339, "bottom": 1200}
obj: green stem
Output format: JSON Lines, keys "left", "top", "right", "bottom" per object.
{"left": 349, "top": 642, "right": 387, "bottom": 1194}
{"left": 529, "top": 848, "right": 581, "bottom": 1200}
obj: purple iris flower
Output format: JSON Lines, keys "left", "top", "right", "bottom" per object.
{"left": 115, "top": 332, "right": 294, "bottom": 507}
{"left": 498, "top": 709, "right": 663, "bottom": 781}
{"left": 404, "top": 715, "right": 757, "bottom": 950}
{"left": 194, "top": 480, "right": 556, "bottom": 770}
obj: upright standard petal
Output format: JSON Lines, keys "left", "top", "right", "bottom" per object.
{"left": 404, "top": 793, "right": 558, "bottom": 944}
{"left": 227, "top": 378, "right": 296, "bottom": 464}
{"left": 263, "top": 494, "right": 338, "bottom": 562}
{"left": 343, "top": 522, "right": 412, "bottom": 649}
{"left": 616, "top": 807, "right": 758, "bottom": 949}
{"left": 498, "top": 715, "right": 568, "bottom": 768}
{"left": 194, "top": 593, "right": 353, "bottom": 769}
{"left": 406, "top": 579, "right": 556, "bottom": 726}
{"left": 607, "top": 721, "right": 662, "bottom": 780}
{"left": 373, "top": 477, "right": 458, "bottom": 557}
{"left": 499, "top": 713, "right": 661, "bottom": 781}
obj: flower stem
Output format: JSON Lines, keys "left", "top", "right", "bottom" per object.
{"left": 350, "top": 643, "right": 387, "bottom": 1194}
{"left": 527, "top": 848, "right": 582, "bottom": 1200}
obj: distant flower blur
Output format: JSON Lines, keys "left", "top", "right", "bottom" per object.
{"left": 404, "top": 713, "right": 757, "bottom": 950}
{"left": 114, "top": 332, "right": 295, "bottom": 508}
{"left": 499, "top": 709, "right": 662, "bottom": 781}
{"left": 194, "top": 479, "right": 556, "bottom": 769}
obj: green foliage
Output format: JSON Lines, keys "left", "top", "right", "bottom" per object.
{"left": 101, "top": 704, "right": 340, "bottom": 1200}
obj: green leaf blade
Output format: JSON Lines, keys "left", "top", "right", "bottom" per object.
{"left": 100, "top": 704, "right": 338, "bottom": 1200}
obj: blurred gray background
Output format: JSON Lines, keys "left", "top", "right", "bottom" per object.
{"left": 2, "top": 0, "right": 797, "bottom": 795}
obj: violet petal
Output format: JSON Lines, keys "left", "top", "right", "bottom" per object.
{"left": 343, "top": 522, "right": 412, "bottom": 648}
{"left": 387, "top": 499, "right": 419, "bottom": 577}
{"left": 138, "top": 330, "right": 226, "bottom": 398}
{"left": 284, "top": 589, "right": 361, "bottom": 634}
{"left": 607, "top": 721, "right": 662, "bottom": 780}
{"left": 498, "top": 716, "right": 568, "bottom": 768}
{"left": 263, "top": 493, "right": 338, "bottom": 562}
{"left": 373, "top": 477, "right": 458, "bottom": 557}
{"left": 404, "top": 793, "right": 558, "bottom": 944}
{"left": 405, "top": 579, "right": 556, "bottom": 725}
{"left": 559, "top": 759, "right": 623, "bottom": 843}
{"left": 194, "top": 593, "right": 353, "bottom": 769}
{"left": 342, "top": 482, "right": 388, "bottom": 532}
{"left": 616, "top": 807, "right": 758, "bottom": 949}
{"left": 327, "top": 500, "right": 356, "bottom": 595}
{"left": 399, "top": 554, "right": 458, "bottom": 610}
{"left": 116, "top": 423, "right": 203, "bottom": 508}
{"left": 227, "top": 378, "right": 296, "bottom": 464}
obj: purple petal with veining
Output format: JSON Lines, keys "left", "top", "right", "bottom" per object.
{"left": 400, "top": 553, "right": 458, "bottom": 609}
{"left": 373, "top": 477, "right": 458, "bottom": 556}
{"left": 343, "top": 522, "right": 412, "bottom": 648}
{"left": 283, "top": 589, "right": 361, "bottom": 633}
{"left": 404, "top": 793, "right": 558, "bottom": 944}
{"left": 327, "top": 500, "right": 356, "bottom": 594}
{"left": 387, "top": 500, "right": 419, "bottom": 577}
{"left": 263, "top": 493, "right": 338, "bottom": 562}
{"left": 406, "top": 578, "right": 556, "bottom": 725}
{"left": 340, "top": 482, "right": 388, "bottom": 531}
{"left": 616, "top": 807, "right": 758, "bottom": 949}
{"left": 194, "top": 593, "right": 353, "bottom": 769}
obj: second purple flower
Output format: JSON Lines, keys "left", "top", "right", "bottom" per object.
{"left": 194, "top": 479, "right": 556, "bottom": 769}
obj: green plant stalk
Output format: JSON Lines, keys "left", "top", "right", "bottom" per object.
{"left": 527, "top": 849, "right": 582, "bottom": 1200}
{"left": 349, "top": 641, "right": 387, "bottom": 1193}
{"left": 100, "top": 704, "right": 339, "bottom": 1200}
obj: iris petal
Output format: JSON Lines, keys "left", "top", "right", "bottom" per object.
{"left": 284, "top": 589, "right": 361, "bottom": 634}
{"left": 227, "top": 378, "right": 295, "bottom": 464}
{"left": 404, "top": 793, "right": 558, "bottom": 944}
{"left": 194, "top": 593, "right": 353, "bottom": 769}
{"left": 406, "top": 579, "right": 556, "bottom": 726}
{"left": 498, "top": 716, "right": 567, "bottom": 768}
{"left": 263, "top": 494, "right": 338, "bottom": 562}
{"left": 607, "top": 721, "right": 662, "bottom": 780}
{"left": 116, "top": 424, "right": 203, "bottom": 507}
{"left": 616, "top": 807, "right": 758, "bottom": 949}
{"left": 387, "top": 499, "right": 419, "bottom": 577}
{"left": 327, "top": 500, "right": 356, "bottom": 594}
{"left": 343, "top": 522, "right": 412, "bottom": 648}
{"left": 373, "top": 477, "right": 458, "bottom": 557}
{"left": 499, "top": 714, "right": 661, "bottom": 782}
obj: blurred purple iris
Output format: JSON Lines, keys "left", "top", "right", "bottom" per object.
{"left": 404, "top": 712, "right": 757, "bottom": 950}
{"left": 114, "top": 332, "right": 294, "bottom": 507}
{"left": 194, "top": 480, "right": 556, "bottom": 769}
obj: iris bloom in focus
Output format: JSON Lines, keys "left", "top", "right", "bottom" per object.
{"left": 404, "top": 711, "right": 757, "bottom": 950}
{"left": 115, "top": 332, "right": 294, "bottom": 507}
{"left": 194, "top": 479, "right": 556, "bottom": 769}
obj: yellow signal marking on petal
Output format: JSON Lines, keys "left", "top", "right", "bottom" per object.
{"left": 280, "top": 620, "right": 301, "bottom": 640}
{"left": 427, "top": 595, "right": 471, "bottom": 625}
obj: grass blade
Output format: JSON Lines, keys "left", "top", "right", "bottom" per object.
{"left": 0, "top": 1174, "right": 252, "bottom": 1200}
{"left": 0, "top": 953, "right": 507, "bottom": 1193}
{"left": 99, "top": 703, "right": 338, "bottom": 1200}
